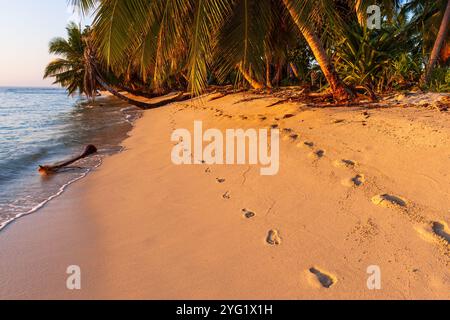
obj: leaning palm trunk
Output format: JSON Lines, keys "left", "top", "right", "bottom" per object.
{"left": 299, "top": 26, "right": 353, "bottom": 101}
{"left": 283, "top": 0, "right": 353, "bottom": 101}
{"left": 423, "top": 0, "right": 450, "bottom": 84}
{"left": 290, "top": 63, "right": 300, "bottom": 80}
{"left": 95, "top": 75, "right": 185, "bottom": 110}
{"left": 355, "top": 0, "right": 365, "bottom": 27}
{"left": 238, "top": 64, "right": 265, "bottom": 89}
{"left": 114, "top": 83, "right": 162, "bottom": 99}
{"left": 95, "top": 76, "right": 156, "bottom": 109}
{"left": 84, "top": 35, "right": 181, "bottom": 110}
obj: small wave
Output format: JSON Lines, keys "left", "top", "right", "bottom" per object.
{"left": 0, "top": 148, "right": 50, "bottom": 179}
{"left": 0, "top": 157, "right": 103, "bottom": 232}
{"left": 121, "top": 106, "right": 142, "bottom": 125}
{"left": 120, "top": 106, "right": 136, "bottom": 112}
{"left": 0, "top": 90, "right": 142, "bottom": 233}
{"left": 1, "top": 88, "right": 66, "bottom": 95}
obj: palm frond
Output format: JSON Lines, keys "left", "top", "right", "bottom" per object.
{"left": 187, "top": 0, "right": 231, "bottom": 95}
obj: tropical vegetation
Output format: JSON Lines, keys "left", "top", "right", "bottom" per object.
{"left": 45, "top": 0, "right": 449, "bottom": 106}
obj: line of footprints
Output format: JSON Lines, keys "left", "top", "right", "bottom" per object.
{"left": 215, "top": 175, "right": 335, "bottom": 288}
{"left": 206, "top": 108, "right": 450, "bottom": 288}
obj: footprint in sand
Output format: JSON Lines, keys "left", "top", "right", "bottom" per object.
{"left": 266, "top": 229, "right": 282, "bottom": 245}
{"left": 298, "top": 141, "right": 314, "bottom": 149}
{"left": 333, "top": 159, "right": 357, "bottom": 168}
{"left": 342, "top": 174, "right": 365, "bottom": 187}
{"left": 242, "top": 209, "right": 255, "bottom": 219}
{"left": 216, "top": 178, "right": 226, "bottom": 184}
{"left": 258, "top": 115, "right": 267, "bottom": 121}
{"left": 415, "top": 221, "right": 450, "bottom": 245}
{"left": 309, "top": 268, "right": 336, "bottom": 288}
{"left": 283, "top": 133, "right": 299, "bottom": 142}
{"left": 283, "top": 114, "right": 295, "bottom": 119}
{"left": 432, "top": 221, "right": 450, "bottom": 244}
{"left": 281, "top": 129, "right": 294, "bottom": 141}
{"left": 308, "top": 150, "right": 325, "bottom": 159}
{"left": 222, "top": 191, "right": 231, "bottom": 199}
{"left": 371, "top": 194, "right": 407, "bottom": 208}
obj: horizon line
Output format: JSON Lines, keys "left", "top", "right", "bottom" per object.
{"left": 0, "top": 85, "right": 62, "bottom": 89}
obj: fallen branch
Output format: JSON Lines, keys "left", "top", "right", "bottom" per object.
{"left": 266, "top": 99, "right": 291, "bottom": 108}
{"left": 306, "top": 100, "right": 382, "bottom": 109}
{"left": 38, "top": 145, "right": 98, "bottom": 175}
{"left": 208, "top": 93, "right": 226, "bottom": 101}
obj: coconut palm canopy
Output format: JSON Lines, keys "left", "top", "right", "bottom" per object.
{"left": 54, "top": 0, "right": 448, "bottom": 100}
{"left": 44, "top": 22, "right": 92, "bottom": 96}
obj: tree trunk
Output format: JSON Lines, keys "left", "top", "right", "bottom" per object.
{"left": 96, "top": 76, "right": 187, "bottom": 110}
{"left": 283, "top": 1, "right": 353, "bottom": 101}
{"left": 266, "top": 54, "right": 273, "bottom": 88}
{"left": 300, "top": 26, "right": 353, "bottom": 101}
{"left": 237, "top": 64, "right": 265, "bottom": 89}
{"left": 115, "top": 83, "right": 162, "bottom": 99}
{"left": 355, "top": 0, "right": 365, "bottom": 27}
{"left": 96, "top": 76, "right": 156, "bottom": 109}
{"left": 290, "top": 62, "right": 300, "bottom": 81}
{"left": 423, "top": 0, "right": 450, "bottom": 84}
{"left": 272, "top": 60, "right": 282, "bottom": 86}
{"left": 441, "top": 40, "right": 449, "bottom": 63}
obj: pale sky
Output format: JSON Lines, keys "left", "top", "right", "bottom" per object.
{"left": 0, "top": 0, "right": 91, "bottom": 87}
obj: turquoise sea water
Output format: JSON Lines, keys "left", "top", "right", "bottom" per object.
{"left": 0, "top": 87, "right": 140, "bottom": 230}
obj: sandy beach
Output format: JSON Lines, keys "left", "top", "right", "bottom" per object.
{"left": 0, "top": 92, "right": 449, "bottom": 299}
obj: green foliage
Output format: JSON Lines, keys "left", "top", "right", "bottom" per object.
{"left": 44, "top": 22, "right": 88, "bottom": 95}
{"left": 70, "top": 0, "right": 342, "bottom": 95}
{"left": 426, "top": 67, "right": 450, "bottom": 92}
{"left": 332, "top": 9, "right": 426, "bottom": 93}
{"left": 287, "top": 39, "right": 315, "bottom": 84}
{"left": 65, "top": 0, "right": 450, "bottom": 95}
{"left": 44, "top": 22, "right": 102, "bottom": 98}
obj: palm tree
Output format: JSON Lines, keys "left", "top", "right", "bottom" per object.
{"left": 424, "top": 0, "right": 450, "bottom": 84}
{"left": 45, "top": 22, "right": 173, "bottom": 108}
{"left": 44, "top": 22, "right": 91, "bottom": 96}
{"left": 71, "top": 0, "right": 356, "bottom": 101}
{"left": 283, "top": 0, "right": 354, "bottom": 100}
{"left": 404, "top": 0, "right": 450, "bottom": 85}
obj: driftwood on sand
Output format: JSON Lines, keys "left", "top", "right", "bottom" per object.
{"left": 38, "top": 145, "right": 98, "bottom": 175}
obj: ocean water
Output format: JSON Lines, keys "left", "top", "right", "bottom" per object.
{"left": 0, "top": 87, "right": 141, "bottom": 230}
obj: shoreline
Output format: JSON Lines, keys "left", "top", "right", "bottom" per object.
{"left": 0, "top": 94, "right": 141, "bottom": 233}
{"left": 0, "top": 160, "right": 100, "bottom": 232}
{"left": 0, "top": 92, "right": 449, "bottom": 299}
